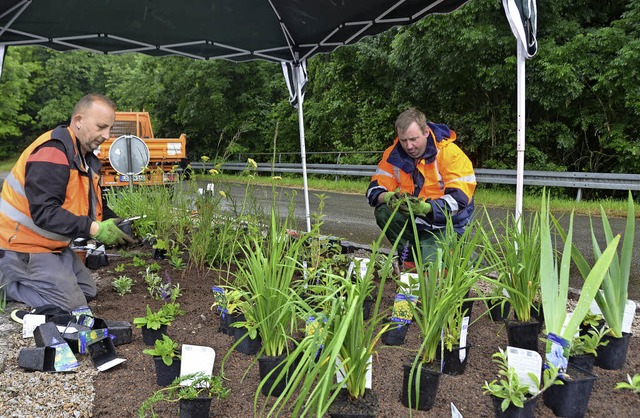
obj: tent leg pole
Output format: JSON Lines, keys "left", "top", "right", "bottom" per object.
{"left": 515, "top": 40, "right": 526, "bottom": 230}
{"left": 294, "top": 62, "right": 312, "bottom": 233}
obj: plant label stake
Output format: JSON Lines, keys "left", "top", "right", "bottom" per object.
{"left": 545, "top": 333, "right": 570, "bottom": 375}
{"left": 622, "top": 300, "right": 636, "bottom": 333}
{"left": 180, "top": 345, "right": 216, "bottom": 386}
{"left": 336, "top": 355, "right": 372, "bottom": 389}
{"left": 22, "top": 314, "right": 46, "bottom": 339}
{"left": 459, "top": 316, "right": 469, "bottom": 363}
{"left": 506, "top": 346, "right": 542, "bottom": 395}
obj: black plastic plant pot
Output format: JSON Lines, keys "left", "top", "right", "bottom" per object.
{"left": 327, "top": 388, "right": 378, "bottom": 418}
{"left": 152, "top": 248, "right": 167, "bottom": 260}
{"left": 224, "top": 313, "right": 245, "bottom": 336}
{"left": 381, "top": 321, "right": 409, "bottom": 346}
{"left": 362, "top": 297, "right": 373, "bottom": 321}
{"left": 594, "top": 332, "right": 632, "bottom": 370}
{"left": 142, "top": 325, "right": 168, "bottom": 346}
{"left": 179, "top": 397, "right": 212, "bottom": 418}
{"left": 491, "top": 394, "right": 536, "bottom": 418}
{"left": 505, "top": 320, "right": 540, "bottom": 352}
{"left": 258, "top": 355, "right": 287, "bottom": 397}
{"left": 569, "top": 353, "right": 596, "bottom": 374}
{"left": 488, "top": 300, "right": 511, "bottom": 322}
{"left": 543, "top": 363, "right": 596, "bottom": 418}
{"left": 233, "top": 327, "right": 261, "bottom": 355}
{"left": 436, "top": 345, "right": 470, "bottom": 376}
{"left": 154, "top": 357, "right": 182, "bottom": 387}
{"left": 530, "top": 303, "right": 544, "bottom": 334}
{"left": 401, "top": 362, "right": 441, "bottom": 411}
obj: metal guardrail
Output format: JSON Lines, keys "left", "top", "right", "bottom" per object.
{"left": 189, "top": 162, "right": 640, "bottom": 199}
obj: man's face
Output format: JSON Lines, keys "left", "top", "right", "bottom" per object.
{"left": 397, "top": 121, "right": 428, "bottom": 159}
{"left": 74, "top": 101, "right": 115, "bottom": 155}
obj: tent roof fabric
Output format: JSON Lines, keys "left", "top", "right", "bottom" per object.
{"left": 0, "top": 0, "right": 469, "bottom": 63}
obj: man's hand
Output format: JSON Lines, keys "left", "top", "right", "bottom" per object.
{"left": 398, "top": 197, "right": 432, "bottom": 216}
{"left": 93, "top": 218, "right": 135, "bottom": 246}
{"left": 383, "top": 192, "right": 402, "bottom": 208}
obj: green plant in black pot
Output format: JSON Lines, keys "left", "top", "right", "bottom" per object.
{"left": 133, "top": 305, "right": 172, "bottom": 331}
{"left": 138, "top": 372, "right": 229, "bottom": 418}
{"left": 143, "top": 334, "right": 181, "bottom": 366}
{"left": 483, "top": 348, "right": 558, "bottom": 414}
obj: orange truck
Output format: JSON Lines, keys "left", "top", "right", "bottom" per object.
{"left": 95, "top": 112, "right": 188, "bottom": 187}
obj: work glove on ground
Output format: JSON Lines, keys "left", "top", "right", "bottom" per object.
{"left": 383, "top": 191, "right": 402, "bottom": 209}
{"left": 93, "top": 218, "right": 135, "bottom": 246}
{"left": 398, "top": 196, "right": 432, "bottom": 216}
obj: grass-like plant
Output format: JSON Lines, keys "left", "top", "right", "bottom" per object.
{"left": 560, "top": 191, "right": 635, "bottom": 338}
{"left": 539, "top": 190, "right": 620, "bottom": 344}
{"left": 255, "top": 213, "right": 401, "bottom": 417}
{"left": 233, "top": 207, "right": 308, "bottom": 357}
{"left": 481, "top": 208, "right": 540, "bottom": 323}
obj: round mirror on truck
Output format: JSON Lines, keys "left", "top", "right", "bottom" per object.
{"left": 108, "top": 135, "right": 150, "bottom": 187}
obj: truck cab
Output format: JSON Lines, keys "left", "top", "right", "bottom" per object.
{"left": 96, "top": 112, "right": 188, "bottom": 186}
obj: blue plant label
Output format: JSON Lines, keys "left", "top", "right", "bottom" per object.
{"left": 545, "top": 332, "right": 570, "bottom": 374}
{"left": 53, "top": 343, "right": 79, "bottom": 371}
{"left": 390, "top": 293, "right": 417, "bottom": 324}
{"left": 72, "top": 306, "right": 93, "bottom": 318}
{"left": 211, "top": 286, "right": 226, "bottom": 313}
{"left": 79, "top": 329, "right": 109, "bottom": 354}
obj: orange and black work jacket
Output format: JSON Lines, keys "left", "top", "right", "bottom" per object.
{"left": 0, "top": 126, "right": 114, "bottom": 252}
{"left": 366, "top": 122, "right": 476, "bottom": 235}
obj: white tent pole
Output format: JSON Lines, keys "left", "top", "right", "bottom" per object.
{"left": 0, "top": 46, "right": 5, "bottom": 79}
{"left": 293, "top": 61, "right": 312, "bottom": 233}
{"left": 515, "top": 40, "right": 525, "bottom": 230}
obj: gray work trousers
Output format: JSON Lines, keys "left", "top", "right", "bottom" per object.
{"left": 0, "top": 246, "right": 96, "bottom": 311}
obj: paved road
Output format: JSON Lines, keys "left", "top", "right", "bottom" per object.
{"left": 210, "top": 181, "right": 640, "bottom": 300}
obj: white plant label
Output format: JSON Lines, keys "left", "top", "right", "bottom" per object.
{"left": 589, "top": 299, "right": 603, "bottom": 315}
{"left": 506, "top": 346, "right": 542, "bottom": 394}
{"left": 336, "top": 355, "right": 372, "bottom": 389}
{"left": 351, "top": 257, "right": 370, "bottom": 280}
{"left": 450, "top": 402, "right": 463, "bottom": 418}
{"left": 622, "top": 299, "right": 636, "bottom": 333}
{"left": 22, "top": 314, "right": 46, "bottom": 338}
{"left": 180, "top": 345, "right": 216, "bottom": 387}
{"left": 459, "top": 316, "right": 469, "bottom": 362}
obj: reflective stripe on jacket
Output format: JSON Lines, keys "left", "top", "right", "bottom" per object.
{"left": 0, "top": 126, "right": 104, "bottom": 252}
{"left": 366, "top": 122, "right": 476, "bottom": 234}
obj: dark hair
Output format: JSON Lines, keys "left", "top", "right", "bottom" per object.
{"left": 395, "top": 108, "right": 427, "bottom": 134}
{"left": 72, "top": 94, "right": 116, "bottom": 118}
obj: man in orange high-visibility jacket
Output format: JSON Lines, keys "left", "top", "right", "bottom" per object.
{"left": 0, "top": 94, "right": 133, "bottom": 311}
{"left": 366, "top": 108, "right": 476, "bottom": 268}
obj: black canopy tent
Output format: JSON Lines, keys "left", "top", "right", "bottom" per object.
{"left": 0, "top": 0, "right": 475, "bottom": 231}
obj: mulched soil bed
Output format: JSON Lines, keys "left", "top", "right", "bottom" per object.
{"left": 90, "top": 246, "right": 640, "bottom": 417}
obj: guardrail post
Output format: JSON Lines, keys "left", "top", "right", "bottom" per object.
{"left": 335, "top": 152, "right": 342, "bottom": 182}
{"left": 576, "top": 188, "right": 582, "bottom": 202}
